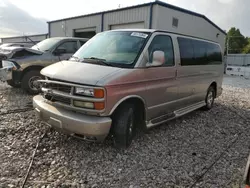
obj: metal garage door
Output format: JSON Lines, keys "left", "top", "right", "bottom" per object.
{"left": 110, "top": 22, "right": 145, "bottom": 30}
{"left": 74, "top": 27, "right": 96, "bottom": 39}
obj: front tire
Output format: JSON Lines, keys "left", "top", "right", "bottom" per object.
{"left": 21, "top": 70, "right": 43, "bottom": 95}
{"left": 112, "top": 103, "right": 136, "bottom": 149}
{"left": 203, "top": 86, "right": 216, "bottom": 110}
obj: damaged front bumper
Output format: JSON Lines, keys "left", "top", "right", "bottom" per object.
{"left": 33, "top": 95, "right": 112, "bottom": 142}
{"left": 0, "top": 66, "right": 13, "bottom": 81}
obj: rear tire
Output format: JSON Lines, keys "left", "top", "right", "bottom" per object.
{"left": 203, "top": 86, "right": 216, "bottom": 110}
{"left": 21, "top": 70, "right": 43, "bottom": 95}
{"left": 112, "top": 103, "right": 136, "bottom": 149}
{"left": 7, "top": 80, "right": 20, "bottom": 88}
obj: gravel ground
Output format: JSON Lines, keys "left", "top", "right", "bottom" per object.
{"left": 0, "top": 75, "right": 249, "bottom": 188}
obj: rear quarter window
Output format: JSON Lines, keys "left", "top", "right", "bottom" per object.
{"left": 178, "top": 37, "right": 222, "bottom": 66}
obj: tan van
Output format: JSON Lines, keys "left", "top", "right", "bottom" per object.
{"left": 33, "top": 29, "right": 224, "bottom": 148}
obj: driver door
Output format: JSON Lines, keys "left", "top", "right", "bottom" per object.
{"left": 144, "top": 33, "right": 179, "bottom": 121}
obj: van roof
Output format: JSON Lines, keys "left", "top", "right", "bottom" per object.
{"left": 104, "top": 29, "right": 220, "bottom": 44}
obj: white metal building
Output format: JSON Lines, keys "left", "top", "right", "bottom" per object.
{"left": 1, "top": 34, "right": 48, "bottom": 45}
{"left": 48, "top": 0, "right": 227, "bottom": 51}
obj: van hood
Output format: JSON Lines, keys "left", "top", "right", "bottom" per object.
{"left": 40, "top": 60, "right": 122, "bottom": 86}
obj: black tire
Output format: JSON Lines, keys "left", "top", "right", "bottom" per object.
{"left": 112, "top": 103, "right": 136, "bottom": 149}
{"left": 7, "top": 80, "right": 20, "bottom": 88}
{"left": 21, "top": 70, "right": 43, "bottom": 95}
{"left": 203, "top": 86, "right": 216, "bottom": 110}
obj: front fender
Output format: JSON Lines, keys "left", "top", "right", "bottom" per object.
{"left": 108, "top": 95, "right": 147, "bottom": 116}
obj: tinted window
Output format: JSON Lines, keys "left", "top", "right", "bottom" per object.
{"left": 57, "top": 41, "right": 78, "bottom": 53}
{"left": 178, "top": 37, "right": 222, "bottom": 66}
{"left": 178, "top": 38, "right": 194, "bottom": 65}
{"left": 193, "top": 40, "right": 207, "bottom": 65}
{"left": 148, "top": 35, "right": 174, "bottom": 66}
{"left": 206, "top": 43, "right": 222, "bottom": 63}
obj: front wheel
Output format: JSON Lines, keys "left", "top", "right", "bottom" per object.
{"left": 112, "top": 103, "right": 136, "bottom": 149}
{"left": 21, "top": 70, "right": 44, "bottom": 95}
{"left": 203, "top": 86, "right": 216, "bottom": 110}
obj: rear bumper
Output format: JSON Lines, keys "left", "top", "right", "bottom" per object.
{"left": 33, "top": 95, "right": 112, "bottom": 141}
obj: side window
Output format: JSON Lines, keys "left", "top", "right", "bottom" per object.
{"left": 177, "top": 37, "right": 194, "bottom": 66}
{"left": 207, "top": 43, "right": 222, "bottom": 64}
{"left": 178, "top": 37, "right": 222, "bottom": 66}
{"left": 193, "top": 40, "right": 207, "bottom": 65}
{"left": 57, "top": 41, "right": 78, "bottom": 53}
{"left": 148, "top": 35, "right": 174, "bottom": 66}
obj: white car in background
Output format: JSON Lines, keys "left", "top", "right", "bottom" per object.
{"left": 226, "top": 65, "right": 250, "bottom": 79}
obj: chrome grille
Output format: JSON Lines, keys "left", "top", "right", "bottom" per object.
{"left": 42, "top": 80, "right": 73, "bottom": 105}
{"left": 45, "top": 94, "right": 71, "bottom": 105}
{"left": 40, "top": 79, "right": 105, "bottom": 113}
{"left": 46, "top": 83, "right": 72, "bottom": 93}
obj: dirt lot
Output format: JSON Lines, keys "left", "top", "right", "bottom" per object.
{"left": 0, "top": 75, "right": 250, "bottom": 188}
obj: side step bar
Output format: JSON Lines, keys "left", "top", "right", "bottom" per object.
{"left": 146, "top": 101, "right": 206, "bottom": 128}
{"left": 174, "top": 101, "right": 206, "bottom": 117}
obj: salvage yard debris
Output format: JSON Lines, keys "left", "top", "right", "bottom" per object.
{"left": 0, "top": 75, "right": 250, "bottom": 187}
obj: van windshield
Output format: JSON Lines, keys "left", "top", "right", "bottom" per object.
{"left": 72, "top": 31, "right": 149, "bottom": 67}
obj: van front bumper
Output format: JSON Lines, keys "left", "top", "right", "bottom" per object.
{"left": 33, "top": 95, "right": 112, "bottom": 141}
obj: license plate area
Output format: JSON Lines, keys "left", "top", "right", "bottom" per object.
{"left": 48, "top": 117, "right": 62, "bottom": 129}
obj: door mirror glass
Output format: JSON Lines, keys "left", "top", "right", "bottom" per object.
{"left": 54, "top": 47, "right": 66, "bottom": 55}
{"left": 147, "top": 50, "right": 165, "bottom": 67}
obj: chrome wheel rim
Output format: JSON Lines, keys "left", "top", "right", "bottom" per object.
{"left": 28, "top": 76, "right": 42, "bottom": 91}
{"left": 207, "top": 91, "right": 214, "bottom": 107}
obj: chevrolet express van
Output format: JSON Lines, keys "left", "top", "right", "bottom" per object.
{"left": 33, "top": 29, "right": 223, "bottom": 148}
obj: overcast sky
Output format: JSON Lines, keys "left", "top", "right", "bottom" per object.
{"left": 0, "top": 0, "right": 250, "bottom": 38}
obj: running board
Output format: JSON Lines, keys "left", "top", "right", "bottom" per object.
{"left": 146, "top": 101, "right": 205, "bottom": 129}
{"left": 174, "top": 101, "right": 206, "bottom": 117}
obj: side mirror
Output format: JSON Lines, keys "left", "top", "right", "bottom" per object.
{"left": 146, "top": 50, "right": 165, "bottom": 67}
{"left": 244, "top": 155, "right": 250, "bottom": 187}
{"left": 54, "top": 48, "right": 66, "bottom": 55}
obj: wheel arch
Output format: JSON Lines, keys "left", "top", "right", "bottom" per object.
{"left": 209, "top": 81, "right": 217, "bottom": 97}
{"left": 21, "top": 65, "right": 44, "bottom": 80}
{"left": 110, "top": 96, "right": 147, "bottom": 127}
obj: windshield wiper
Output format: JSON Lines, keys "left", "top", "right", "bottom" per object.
{"left": 70, "top": 56, "right": 83, "bottom": 62}
{"left": 84, "top": 57, "right": 114, "bottom": 67}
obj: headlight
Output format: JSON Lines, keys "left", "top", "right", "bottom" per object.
{"left": 74, "top": 87, "right": 104, "bottom": 98}
{"left": 2, "top": 60, "right": 16, "bottom": 68}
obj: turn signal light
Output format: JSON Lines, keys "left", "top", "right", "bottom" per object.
{"left": 94, "top": 89, "right": 104, "bottom": 98}
{"left": 94, "top": 102, "right": 105, "bottom": 110}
